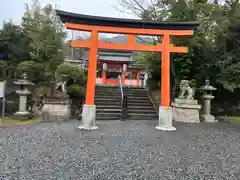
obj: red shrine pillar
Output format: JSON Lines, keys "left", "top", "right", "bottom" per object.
{"left": 136, "top": 71, "right": 140, "bottom": 86}
{"left": 155, "top": 33, "right": 176, "bottom": 131}
{"left": 78, "top": 29, "right": 98, "bottom": 130}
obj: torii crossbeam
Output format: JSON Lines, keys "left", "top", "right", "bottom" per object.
{"left": 56, "top": 10, "right": 199, "bottom": 131}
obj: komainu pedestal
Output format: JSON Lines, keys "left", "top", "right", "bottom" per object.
{"left": 172, "top": 99, "right": 201, "bottom": 123}
{"left": 172, "top": 80, "right": 201, "bottom": 123}
{"left": 42, "top": 94, "right": 70, "bottom": 121}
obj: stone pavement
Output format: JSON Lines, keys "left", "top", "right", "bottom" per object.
{"left": 0, "top": 120, "right": 240, "bottom": 180}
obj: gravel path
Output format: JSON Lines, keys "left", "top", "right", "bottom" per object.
{"left": 0, "top": 120, "right": 240, "bottom": 180}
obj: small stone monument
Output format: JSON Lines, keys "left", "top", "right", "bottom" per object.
{"left": 13, "top": 73, "right": 34, "bottom": 119}
{"left": 172, "top": 80, "right": 201, "bottom": 123}
{"left": 199, "top": 79, "right": 217, "bottom": 122}
{"left": 42, "top": 78, "right": 70, "bottom": 121}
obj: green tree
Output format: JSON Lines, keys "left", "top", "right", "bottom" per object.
{"left": 118, "top": 0, "right": 223, "bottom": 88}
{"left": 20, "top": 0, "right": 66, "bottom": 83}
{"left": 169, "top": 0, "right": 223, "bottom": 86}
{"left": 0, "top": 22, "right": 31, "bottom": 64}
{"left": 56, "top": 63, "right": 86, "bottom": 98}
{"left": 214, "top": 0, "right": 240, "bottom": 91}
{"left": 132, "top": 52, "right": 149, "bottom": 67}
{"left": 56, "top": 63, "right": 87, "bottom": 115}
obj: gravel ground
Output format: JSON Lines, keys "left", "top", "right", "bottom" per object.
{"left": 0, "top": 120, "right": 240, "bottom": 180}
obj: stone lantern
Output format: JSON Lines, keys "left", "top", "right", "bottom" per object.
{"left": 13, "top": 73, "right": 34, "bottom": 119}
{"left": 199, "top": 79, "right": 217, "bottom": 122}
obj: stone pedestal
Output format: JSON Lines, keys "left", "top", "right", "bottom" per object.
{"left": 78, "top": 104, "right": 98, "bottom": 130}
{"left": 42, "top": 95, "right": 70, "bottom": 121}
{"left": 13, "top": 90, "right": 31, "bottom": 119}
{"left": 172, "top": 99, "right": 201, "bottom": 123}
{"left": 155, "top": 106, "right": 176, "bottom": 131}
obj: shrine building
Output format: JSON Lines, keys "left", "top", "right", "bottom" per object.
{"left": 97, "top": 50, "right": 147, "bottom": 87}
{"left": 66, "top": 48, "right": 148, "bottom": 87}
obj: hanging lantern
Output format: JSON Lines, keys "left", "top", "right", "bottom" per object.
{"left": 103, "top": 63, "right": 107, "bottom": 71}
{"left": 123, "top": 64, "right": 127, "bottom": 72}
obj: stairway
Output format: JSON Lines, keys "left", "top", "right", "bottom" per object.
{"left": 95, "top": 85, "right": 158, "bottom": 120}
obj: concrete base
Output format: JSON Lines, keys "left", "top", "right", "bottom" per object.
{"left": 155, "top": 125, "right": 176, "bottom": 131}
{"left": 12, "top": 111, "right": 32, "bottom": 120}
{"left": 14, "top": 111, "right": 31, "bottom": 116}
{"left": 201, "top": 114, "right": 218, "bottom": 123}
{"left": 78, "top": 104, "right": 98, "bottom": 130}
{"left": 155, "top": 106, "right": 176, "bottom": 131}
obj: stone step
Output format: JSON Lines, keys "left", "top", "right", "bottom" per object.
{"left": 96, "top": 113, "right": 158, "bottom": 120}
{"left": 96, "top": 91, "right": 147, "bottom": 94}
{"left": 95, "top": 101, "right": 121, "bottom": 106}
{"left": 96, "top": 86, "right": 146, "bottom": 89}
{"left": 95, "top": 98, "right": 151, "bottom": 103}
{"left": 96, "top": 108, "right": 157, "bottom": 114}
{"left": 128, "top": 109, "right": 157, "bottom": 114}
{"left": 128, "top": 114, "right": 158, "bottom": 120}
{"left": 96, "top": 89, "right": 147, "bottom": 93}
{"left": 96, "top": 112, "right": 121, "bottom": 120}
{"left": 95, "top": 86, "right": 157, "bottom": 121}
{"left": 96, "top": 105, "right": 157, "bottom": 110}
{"left": 96, "top": 85, "right": 146, "bottom": 90}
{"left": 95, "top": 103, "right": 154, "bottom": 107}
{"left": 95, "top": 101, "right": 154, "bottom": 107}
{"left": 97, "top": 109, "right": 121, "bottom": 112}
{"left": 95, "top": 95, "right": 149, "bottom": 98}
{"left": 95, "top": 91, "right": 148, "bottom": 96}
{"left": 96, "top": 116, "right": 121, "bottom": 120}
{"left": 95, "top": 96, "right": 150, "bottom": 100}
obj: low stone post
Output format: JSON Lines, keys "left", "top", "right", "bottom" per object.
{"left": 102, "top": 63, "right": 107, "bottom": 84}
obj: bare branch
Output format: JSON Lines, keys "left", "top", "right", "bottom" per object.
{"left": 112, "top": 5, "right": 139, "bottom": 17}
{"left": 117, "top": 0, "right": 149, "bottom": 18}
{"left": 132, "top": 0, "right": 146, "bottom": 11}
{"left": 116, "top": 0, "right": 169, "bottom": 21}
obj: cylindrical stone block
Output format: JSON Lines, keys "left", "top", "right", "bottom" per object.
{"left": 204, "top": 99, "right": 211, "bottom": 115}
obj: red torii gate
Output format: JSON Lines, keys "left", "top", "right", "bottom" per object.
{"left": 56, "top": 10, "right": 199, "bottom": 130}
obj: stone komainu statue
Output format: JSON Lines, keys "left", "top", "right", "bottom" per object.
{"left": 55, "top": 72, "right": 67, "bottom": 93}
{"left": 178, "top": 80, "right": 194, "bottom": 100}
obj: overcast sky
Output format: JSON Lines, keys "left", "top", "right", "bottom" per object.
{"left": 0, "top": 0, "right": 132, "bottom": 28}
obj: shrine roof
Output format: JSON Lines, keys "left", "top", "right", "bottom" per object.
{"left": 98, "top": 52, "right": 132, "bottom": 62}
{"left": 56, "top": 10, "right": 199, "bottom": 30}
{"left": 98, "top": 50, "right": 132, "bottom": 57}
